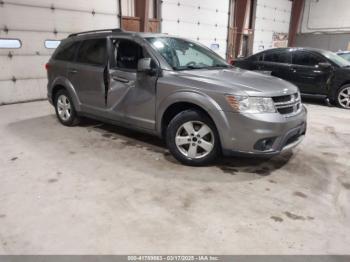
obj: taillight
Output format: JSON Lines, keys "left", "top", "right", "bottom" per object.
{"left": 45, "top": 63, "right": 50, "bottom": 70}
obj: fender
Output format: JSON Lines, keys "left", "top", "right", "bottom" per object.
{"left": 156, "top": 90, "right": 231, "bottom": 141}
{"left": 51, "top": 77, "right": 82, "bottom": 111}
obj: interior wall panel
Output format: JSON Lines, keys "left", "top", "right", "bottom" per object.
{"left": 0, "top": 0, "right": 120, "bottom": 104}
{"left": 161, "top": 0, "right": 230, "bottom": 58}
{"left": 301, "top": 0, "right": 350, "bottom": 33}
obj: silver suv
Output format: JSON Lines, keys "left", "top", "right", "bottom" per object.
{"left": 47, "top": 29, "right": 307, "bottom": 166}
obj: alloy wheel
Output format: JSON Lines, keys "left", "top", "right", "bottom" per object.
{"left": 338, "top": 87, "right": 350, "bottom": 109}
{"left": 175, "top": 121, "right": 215, "bottom": 159}
{"left": 57, "top": 94, "right": 72, "bottom": 121}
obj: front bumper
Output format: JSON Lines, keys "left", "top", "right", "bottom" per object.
{"left": 220, "top": 105, "right": 307, "bottom": 157}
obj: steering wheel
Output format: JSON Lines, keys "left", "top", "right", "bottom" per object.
{"left": 186, "top": 61, "right": 197, "bottom": 66}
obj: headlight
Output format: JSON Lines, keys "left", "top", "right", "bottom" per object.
{"left": 225, "top": 95, "right": 276, "bottom": 113}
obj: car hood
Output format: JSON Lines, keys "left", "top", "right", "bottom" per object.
{"left": 177, "top": 67, "right": 299, "bottom": 97}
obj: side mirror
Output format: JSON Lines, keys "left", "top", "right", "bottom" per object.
{"left": 318, "top": 62, "right": 332, "bottom": 69}
{"left": 137, "top": 58, "right": 152, "bottom": 73}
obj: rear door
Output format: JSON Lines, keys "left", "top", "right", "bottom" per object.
{"left": 69, "top": 38, "right": 108, "bottom": 109}
{"left": 50, "top": 40, "right": 81, "bottom": 89}
{"left": 290, "top": 51, "right": 331, "bottom": 95}
{"left": 258, "top": 49, "right": 292, "bottom": 79}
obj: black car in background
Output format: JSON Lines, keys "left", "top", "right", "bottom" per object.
{"left": 235, "top": 48, "right": 350, "bottom": 109}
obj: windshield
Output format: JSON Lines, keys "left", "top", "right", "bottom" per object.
{"left": 146, "top": 37, "right": 229, "bottom": 70}
{"left": 322, "top": 50, "right": 350, "bottom": 67}
{"left": 338, "top": 53, "right": 350, "bottom": 62}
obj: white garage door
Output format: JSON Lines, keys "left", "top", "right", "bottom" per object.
{"left": 161, "top": 0, "right": 230, "bottom": 59}
{"left": 0, "top": 0, "right": 120, "bottom": 105}
{"left": 253, "top": 0, "right": 292, "bottom": 53}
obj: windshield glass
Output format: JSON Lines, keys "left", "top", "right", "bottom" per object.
{"left": 322, "top": 50, "right": 350, "bottom": 67}
{"left": 339, "top": 53, "right": 350, "bottom": 62}
{"left": 146, "top": 37, "right": 229, "bottom": 70}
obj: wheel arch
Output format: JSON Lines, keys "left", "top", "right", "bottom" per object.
{"left": 51, "top": 77, "right": 81, "bottom": 111}
{"left": 157, "top": 92, "right": 230, "bottom": 145}
{"left": 339, "top": 81, "right": 350, "bottom": 89}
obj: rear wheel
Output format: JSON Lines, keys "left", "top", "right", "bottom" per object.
{"left": 336, "top": 85, "right": 350, "bottom": 109}
{"left": 54, "top": 89, "right": 80, "bottom": 126}
{"left": 166, "top": 110, "right": 220, "bottom": 166}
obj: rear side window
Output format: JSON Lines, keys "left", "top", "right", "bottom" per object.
{"left": 292, "top": 51, "right": 324, "bottom": 67}
{"left": 54, "top": 41, "right": 80, "bottom": 61}
{"left": 76, "top": 39, "right": 107, "bottom": 66}
{"left": 251, "top": 53, "right": 263, "bottom": 62}
{"left": 264, "top": 51, "right": 291, "bottom": 64}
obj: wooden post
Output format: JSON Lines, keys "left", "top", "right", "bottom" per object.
{"left": 135, "top": 0, "right": 150, "bottom": 32}
{"left": 289, "top": 0, "right": 305, "bottom": 47}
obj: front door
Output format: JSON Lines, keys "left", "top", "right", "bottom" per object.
{"left": 290, "top": 51, "right": 331, "bottom": 95}
{"left": 107, "top": 38, "right": 159, "bottom": 130}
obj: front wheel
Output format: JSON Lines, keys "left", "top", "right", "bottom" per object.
{"left": 166, "top": 110, "right": 220, "bottom": 166}
{"left": 336, "top": 85, "right": 350, "bottom": 109}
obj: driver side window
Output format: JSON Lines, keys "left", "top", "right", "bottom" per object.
{"left": 113, "top": 39, "right": 144, "bottom": 70}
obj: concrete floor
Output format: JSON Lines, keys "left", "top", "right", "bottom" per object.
{"left": 0, "top": 100, "right": 349, "bottom": 255}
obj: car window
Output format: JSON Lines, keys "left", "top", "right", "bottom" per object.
{"left": 256, "top": 53, "right": 264, "bottom": 62}
{"left": 113, "top": 39, "right": 144, "bottom": 70}
{"left": 264, "top": 50, "right": 291, "bottom": 64}
{"left": 340, "top": 53, "right": 350, "bottom": 62}
{"left": 251, "top": 53, "right": 263, "bottom": 62}
{"left": 175, "top": 45, "right": 214, "bottom": 66}
{"left": 54, "top": 41, "right": 80, "bottom": 61}
{"left": 146, "top": 37, "right": 228, "bottom": 70}
{"left": 76, "top": 39, "right": 107, "bottom": 66}
{"left": 292, "top": 51, "right": 324, "bottom": 67}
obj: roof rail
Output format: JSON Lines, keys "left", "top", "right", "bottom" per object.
{"left": 68, "top": 28, "right": 123, "bottom": 38}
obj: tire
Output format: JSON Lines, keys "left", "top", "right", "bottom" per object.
{"left": 166, "top": 109, "right": 220, "bottom": 166}
{"left": 336, "top": 85, "right": 350, "bottom": 109}
{"left": 54, "top": 89, "right": 80, "bottom": 126}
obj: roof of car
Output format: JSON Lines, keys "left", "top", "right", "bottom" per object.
{"left": 67, "top": 28, "right": 170, "bottom": 40}
{"left": 265, "top": 47, "right": 327, "bottom": 53}
{"left": 337, "top": 50, "right": 350, "bottom": 54}
{"left": 252, "top": 47, "right": 334, "bottom": 57}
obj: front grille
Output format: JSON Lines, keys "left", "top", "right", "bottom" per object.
{"left": 272, "top": 95, "right": 291, "bottom": 103}
{"left": 272, "top": 93, "right": 302, "bottom": 117}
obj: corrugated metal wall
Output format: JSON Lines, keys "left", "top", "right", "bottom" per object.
{"left": 296, "top": 0, "right": 350, "bottom": 52}
{"left": 0, "top": 0, "right": 120, "bottom": 105}
{"left": 161, "top": 0, "right": 230, "bottom": 59}
{"left": 252, "top": 0, "right": 292, "bottom": 53}
{"left": 300, "top": 0, "right": 350, "bottom": 34}
{"left": 295, "top": 33, "right": 350, "bottom": 52}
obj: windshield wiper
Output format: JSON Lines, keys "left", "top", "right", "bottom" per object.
{"left": 186, "top": 65, "right": 205, "bottom": 69}
{"left": 212, "top": 64, "right": 231, "bottom": 68}
{"left": 199, "top": 64, "right": 231, "bottom": 69}
{"left": 174, "top": 64, "right": 231, "bottom": 71}
{"left": 174, "top": 65, "right": 205, "bottom": 70}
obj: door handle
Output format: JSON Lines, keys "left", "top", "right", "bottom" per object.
{"left": 112, "top": 76, "right": 129, "bottom": 83}
{"left": 69, "top": 69, "right": 78, "bottom": 74}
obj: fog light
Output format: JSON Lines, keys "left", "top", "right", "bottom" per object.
{"left": 254, "top": 137, "right": 276, "bottom": 151}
